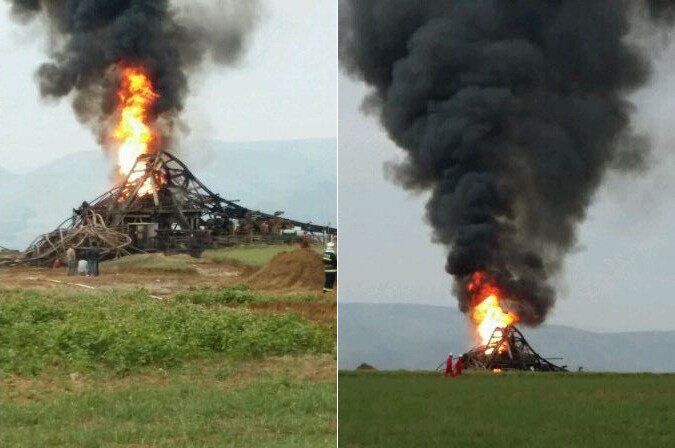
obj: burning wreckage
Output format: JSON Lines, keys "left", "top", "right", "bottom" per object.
{"left": 1, "top": 1, "right": 335, "bottom": 267}
{"left": 455, "top": 272, "right": 567, "bottom": 373}
{"left": 22, "top": 150, "right": 336, "bottom": 265}
{"left": 461, "top": 326, "right": 566, "bottom": 373}
{"left": 12, "top": 66, "right": 334, "bottom": 266}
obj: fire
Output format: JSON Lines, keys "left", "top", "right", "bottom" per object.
{"left": 112, "top": 66, "right": 159, "bottom": 194}
{"left": 467, "top": 272, "right": 518, "bottom": 354}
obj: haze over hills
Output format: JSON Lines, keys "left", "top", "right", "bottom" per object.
{"left": 0, "top": 139, "right": 336, "bottom": 250}
{"left": 0, "top": 167, "right": 17, "bottom": 183}
{"left": 339, "top": 303, "right": 675, "bottom": 373}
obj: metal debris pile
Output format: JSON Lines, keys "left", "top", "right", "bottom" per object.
{"left": 22, "top": 151, "right": 336, "bottom": 265}
{"left": 461, "top": 325, "right": 567, "bottom": 372}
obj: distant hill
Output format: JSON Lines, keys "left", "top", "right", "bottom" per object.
{"left": 339, "top": 303, "right": 675, "bottom": 373}
{"left": 0, "top": 166, "right": 17, "bottom": 184}
{"left": 181, "top": 139, "right": 336, "bottom": 227}
{"left": 0, "top": 139, "right": 336, "bottom": 250}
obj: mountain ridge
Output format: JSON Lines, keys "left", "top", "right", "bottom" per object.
{"left": 339, "top": 302, "right": 675, "bottom": 372}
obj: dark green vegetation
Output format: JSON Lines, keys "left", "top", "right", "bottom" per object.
{"left": 173, "top": 284, "right": 323, "bottom": 306}
{"left": 339, "top": 371, "right": 675, "bottom": 448}
{"left": 0, "top": 288, "right": 333, "bottom": 375}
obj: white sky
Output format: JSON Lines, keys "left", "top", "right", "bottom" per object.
{"left": 0, "top": 0, "right": 337, "bottom": 174}
{"left": 339, "top": 42, "right": 675, "bottom": 332}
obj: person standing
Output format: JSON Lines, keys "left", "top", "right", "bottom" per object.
{"left": 322, "top": 242, "right": 337, "bottom": 293}
{"left": 444, "top": 353, "right": 463, "bottom": 378}
{"left": 86, "top": 242, "right": 103, "bottom": 277}
{"left": 66, "top": 247, "right": 77, "bottom": 276}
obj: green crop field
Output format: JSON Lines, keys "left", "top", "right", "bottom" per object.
{"left": 339, "top": 371, "right": 675, "bottom": 448}
{"left": 173, "top": 284, "right": 327, "bottom": 306}
{"left": 0, "top": 287, "right": 336, "bottom": 447}
{"left": 203, "top": 244, "right": 322, "bottom": 267}
{"left": 1, "top": 371, "right": 335, "bottom": 448}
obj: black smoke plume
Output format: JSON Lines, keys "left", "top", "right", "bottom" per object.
{"left": 5, "top": 0, "right": 260, "bottom": 150}
{"left": 340, "top": 0, "right": 674, "bottom": 325}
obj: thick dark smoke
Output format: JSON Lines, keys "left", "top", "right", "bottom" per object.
{"left": 647, "top": 0, "right": 675, "bottom": 20}
{"left": 5, "top": 0, "right": 260, "bottom": 149}
{"left": 341, "top": 0, "right": 675, "bottom": 325}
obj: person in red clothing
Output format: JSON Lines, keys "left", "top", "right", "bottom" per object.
{"left": 444, "top": 353, "right": 463, "bottom": 377}
{"left": 444, "top": 353, "right": 454, "bottom": 377}
{"left": 453, "top": 356, "right": 463, "bottom": 377}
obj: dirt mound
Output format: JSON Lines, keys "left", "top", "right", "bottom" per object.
{"left": 247, "top": 248, "right": 324, "bottom": 292}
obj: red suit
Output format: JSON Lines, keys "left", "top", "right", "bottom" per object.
{"left": 444, "top": 355, "right": 463, "bottom": 377}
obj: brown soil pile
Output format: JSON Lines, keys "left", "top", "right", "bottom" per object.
{"left": 246, "top": 248, "right": 324, "bottom": 292}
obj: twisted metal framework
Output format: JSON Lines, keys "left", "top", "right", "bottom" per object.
{"left": 461, "top": 325, "right": 567, "bottom": 372}
{"left": 23, "top": 210, "right": 133, "bottom": 264}
{"left": 23, "top": 151, "right": 336, "bottom": 265}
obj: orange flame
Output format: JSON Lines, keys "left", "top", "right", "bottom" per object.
{"left": 467, "top": 272, "right": 518, "bottom": 354}
{"left": 113, "top": 66, "right": 159, "bottom": 194}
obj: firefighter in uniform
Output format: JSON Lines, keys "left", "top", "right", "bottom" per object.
{"left": 322, "top": 242, "right": 337, "bottom": 293}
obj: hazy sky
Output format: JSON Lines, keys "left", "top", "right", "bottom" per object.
{"left": 339, "top": 42, "right": 675, "bottom": 333}
{"left": 0, "top": 0, "right": 336, "bottom": 174}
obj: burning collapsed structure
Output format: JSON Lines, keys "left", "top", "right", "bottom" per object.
{"left": 22, "top": 150, "right": 336, "bottom": 265}
{"left": 4, "top": 2, "right": 330, "bottom": 265}
{"left": 14, "top": 64, "right": 334, "bottom": 266}
{"left": 458, "top": 272, "right": 566, "bottom": 372}
{"left": 461, "top": 325, "right": 566, "bottom": 372}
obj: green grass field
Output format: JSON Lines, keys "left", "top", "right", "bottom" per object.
{"left": 1, "top": 361, "right": 335, "bottom": 447}
{"left": 0, "top": 288, "right": 336, "bottom": 446}
{"left": 338, "top": 371, "right": 675, "bottom": 448}
{"left": 203, "top": 244, "right": 322, "bottom": 267}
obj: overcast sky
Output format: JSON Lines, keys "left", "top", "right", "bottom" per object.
{"left": 0, "top": 0, "right": 336, "bottom": 174}
{"left": 339, "top": 42, "right": 675, "bottom": 333}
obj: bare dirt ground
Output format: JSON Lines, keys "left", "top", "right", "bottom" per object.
{"left": 0, "top": 248, "right": 336, "bottom": 317}
{"left": 0, "top": 263, "right": 243, "bottom": 296}
{"left": 0, "top": 247, "right": 333, "bottom": 295}
{"left": 247, "top": 248, "right": 325, "bottom": 292}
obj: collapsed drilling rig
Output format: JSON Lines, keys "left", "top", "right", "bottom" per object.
{"left": 23, "top": 151, "right": 336, "bottom": 265}
{"left": 461, "top": 325, "right": 567, "bottom": 372}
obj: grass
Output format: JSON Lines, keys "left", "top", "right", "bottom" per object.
{"left": 172, "top": 284, "right": 325, "bottom": 305}
{"left": 101, "top": 254, "right": 200, "bottom": 274}
{"left": 0, "top": 374, "right": 336, "bottom": 447}
{"left": 0, "top": 288, "right": 334, "bottom": 375}
{"left": 0, "top": 282, "right": 336, "bottom": 447}
{"left": 338, "top": 371, "right": 675, "bottom": 448}
{"left": 203, "top": 244, "right": 322, "bottom": 267}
